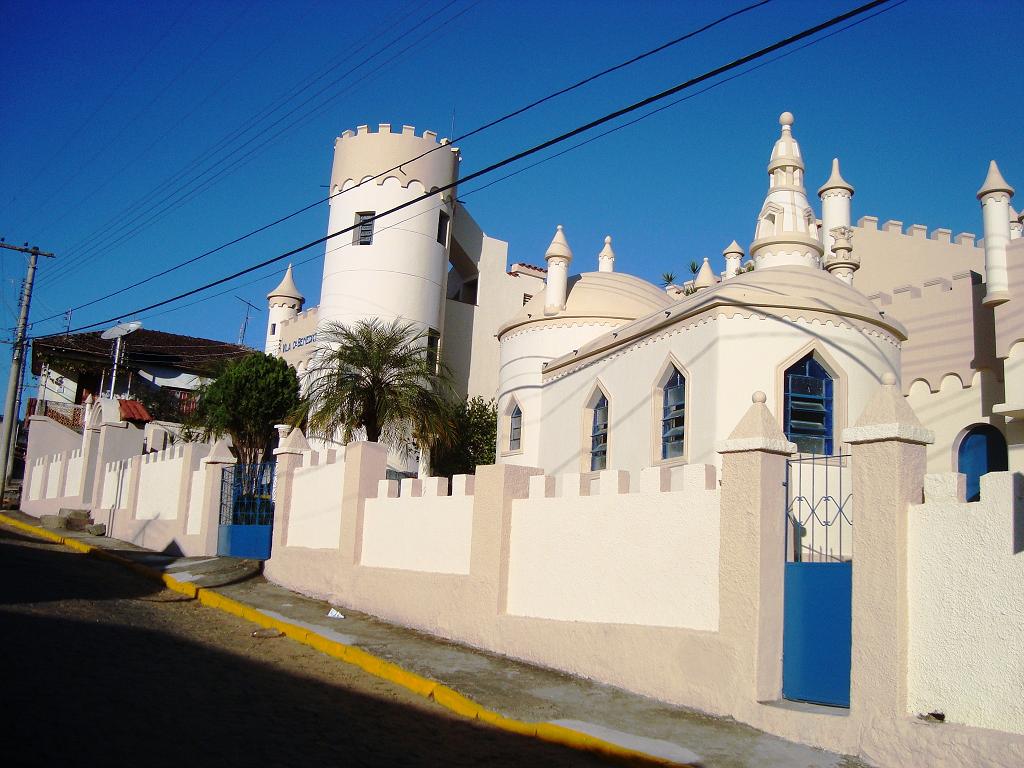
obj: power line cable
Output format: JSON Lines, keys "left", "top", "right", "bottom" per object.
{"left": 0, "top": 1, "right": 196, "bottom": 218}
{"left": 32, "top": 0, "right": 776, "bottom": 321}
{"left": 35, "top": 0, "right": 896, "bottom": 340}
{"left": 40, "top": 0, "right": 464, "bottom": 287}
{"left": 45, "top": 0, "right": 426, "bottom": 272}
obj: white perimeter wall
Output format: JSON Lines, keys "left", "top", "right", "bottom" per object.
{"left": 506, "top": 467, "right": 720, "bottom": 629}
{"left": 45, "top": 454, "right": 65, "bottom": 499}
{"left": 361, "top": 483, "right": 474, "bottom": 574}
{"left": 136, "top": 447, "right": 186, "bottom": 520}
{"left": 101, "top": 460, "right": 132, "bottom": 510}
{"left": 29, "top": 458, "right": 46, "bottom": 500}
{"left": 185, "top": 468, "right": 207, "bottom": 535}
{"left": 907, "top": 471, "right": 1024, "bottom": 734}
{"left": 64, "top": 451, "right": 84, "bottom": 499}
{"left": 287, "top": 455, "right": 347, "bottom": 549}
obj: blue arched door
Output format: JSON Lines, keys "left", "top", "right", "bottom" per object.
{"left": 957, "top": 425, "right": 1008, "bottom": 502}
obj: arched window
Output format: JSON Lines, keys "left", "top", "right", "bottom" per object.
{"left": 509, "top": 404, "right": 522, "bottom": 452}
{"left": 784, "top": 353, "right": 834, "bottom": 455}
{"left": 957, "top": 424, "right": 1008, "bottom": 502}
{"left": 590, "top": 394, "right": 609, "bottom": 471}
{"left": 661, "top": 368, "right": 686, "bottom": 459}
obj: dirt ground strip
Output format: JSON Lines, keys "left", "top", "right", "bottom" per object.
{"left": 0, "top": 524, "right": 611, "bottom": 767}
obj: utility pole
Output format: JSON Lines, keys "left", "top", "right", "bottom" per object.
{"left": 0, "top": 239, "right": 55, "bottom": 501}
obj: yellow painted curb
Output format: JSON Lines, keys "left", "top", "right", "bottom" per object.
{"left": 0, "top": 512, "right": 694, "bottom": 767}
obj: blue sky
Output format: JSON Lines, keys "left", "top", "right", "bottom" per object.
{"left": 1, "top": 0, "right": 1021, "bottom": 398}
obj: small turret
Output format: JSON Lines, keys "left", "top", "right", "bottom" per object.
{"left": 977, "top": 160, "right": 1015, "bottom": 306}
{"left": 749, "top": 112, "right": 824, "bottom": 271}
{"left": 266, "top": 264, "right": 304, "bottom": 354}
{"left": 722, "top": 240, "right": 744, "bottom": 279}
{"left": 693, "top": 257, "right": 716, "bottom": 290}
{"left": 824, "top": 226, "right": 859, "bottom": 285}
{"left": 1009, "top": 205, "right": 1022, "bottom": 241}
{"left": 818, "top": 158, "right": 855, "bottom": 259}
{"left": 544, "top": 225, "right": 573, "bottom": 314}
{"left": 598, "top": 236, "right": 615, "bottom": 273}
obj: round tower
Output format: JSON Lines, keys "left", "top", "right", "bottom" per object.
{"left": 319, "top": 124, "right": 460, "bottom": 335}
{"left": 749, "top": 112, "right": 824, "bottom": 271}
{"left": 977, "top": 160, "right": 1015, "bottom": 306}
{"left": 266, "top": 264, "right": 304, "bottom": 355}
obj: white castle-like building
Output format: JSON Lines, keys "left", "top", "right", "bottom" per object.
{"left": 267, "top": 113, "right": 1023, "bottom": 494}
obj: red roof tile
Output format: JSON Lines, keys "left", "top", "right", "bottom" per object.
{"left": 118, "top": 399, "right": 153, "bottom": 423}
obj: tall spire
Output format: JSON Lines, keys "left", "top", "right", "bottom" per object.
{"left": 267, "top": 264, "right": 304, "bottom": 304}
{"left": 544, "top": 225, "right": 573, "bottom": 313}
{"left": 749, "top": 112, "right": 823, "bottom": 271}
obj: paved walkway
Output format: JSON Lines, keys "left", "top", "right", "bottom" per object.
{"left": 2, "top": 510, "right": 867, "bottom": 768}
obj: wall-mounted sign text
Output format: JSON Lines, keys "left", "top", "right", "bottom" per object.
{"left": 283, "top": 333, "right": 317, "bottom": 353}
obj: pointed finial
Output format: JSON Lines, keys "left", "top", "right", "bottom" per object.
{"left": 693, "top": 257, "right": 716, "bottom": 289}
{"left": 977, "top": 160, "right": 1015, "bottom": 199}
{"left": 779, "top": 111, "right": 794, "bottom": 129}
{"left": 819, "top": 157, "right": 854, "bottom": 196}
{"left": 267, "top": 263, "right": 304, "bottom": 303}
{"left": 545, "top": 224, "right": 573, "bottom": 262}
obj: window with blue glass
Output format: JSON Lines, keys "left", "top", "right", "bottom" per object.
{"left": 784, "top": 354, "right": 834, "bottom": 455}
{"left": 661, "top": 368, "right": 686, "bottom": 459}
{"left": 509, "top": 404, "right": 522, "bottom": 451}
{"left": 590, "top": 394, "right": 609, "bottom": 471}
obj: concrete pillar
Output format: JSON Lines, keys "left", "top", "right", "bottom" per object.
{"left": 200, "top": 439, "right": 237, "bottom": 556}
{"left": 271, "top": 427, "right": 311, "bottom": 550}
{"left": 716, "top": 391, "right": 796, "bottom": 707}
{"left": 841, "top": 373, "right": 933, "bottom": 721}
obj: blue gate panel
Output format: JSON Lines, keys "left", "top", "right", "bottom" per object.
{"left": 218, "top": 524, "right": 273, "bottom": 560}
{"left": 783, "top": 562, "right": 852, "bottom": 708}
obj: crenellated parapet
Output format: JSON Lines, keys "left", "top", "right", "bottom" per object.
{"left": 868, "top": 270, "right": 998, "bottom": 393}
{"left": 329, "top": 123, "right": 459, "bottom": 196}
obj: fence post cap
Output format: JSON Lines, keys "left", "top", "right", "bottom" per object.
{"left": 842, "top": 373, "right": 934, "bottom": 445}
{"left": 717, "top": 391, "right": 796, "bottom": 455}
{"left": 205, "top": 438, "right": 236, "bottom": 464}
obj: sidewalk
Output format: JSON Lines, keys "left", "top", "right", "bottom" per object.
{"left": 1, "top": 510, "right": 866, "bottom": 768}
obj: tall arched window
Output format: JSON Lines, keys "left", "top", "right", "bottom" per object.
{"left": 957, "top": 424, "right": 1008, "bottom": 502}
{"left": 590, "top": 394, "right": 609, "bottom": 471}
{"left": 661, "top": 368, "right": 686, "bottom": 459}
{"left": 508, "top": 404, "right": 522, "bottom": 452}
{"left": 784, "top": 353, "right": 834, "bottom": 455}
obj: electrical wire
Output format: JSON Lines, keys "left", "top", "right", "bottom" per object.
{"left": 32, "top": 0, "right": 896, "bottom": 341}
{"left": 31, "top": 0, "right": 777, "bottom": 323}
{"left": 39, "top": 0, "right": 467, "bottom": 288}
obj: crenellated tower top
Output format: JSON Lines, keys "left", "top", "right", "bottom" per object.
{"left": 329, "top": 123, "right": 459, "bottom": 196}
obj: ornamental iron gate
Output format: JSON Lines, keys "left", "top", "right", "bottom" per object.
{"left": 782, "top": 453, "right": 853, "bottom": 707}
{"left": 217, "top": 462, "right": 276, "bottom": 560}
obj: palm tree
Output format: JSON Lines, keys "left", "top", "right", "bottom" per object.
{"left": 297, "top": 318, "right": 457, "bottom": 454}
{"left": 660, "top": 271, "right": 677, "bottom": 287}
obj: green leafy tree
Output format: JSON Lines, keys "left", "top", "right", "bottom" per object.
{"left": 188, "top": 352, "right": 300, "bottom": 466}
{"left": 430, "top": 396, "right": 497, "bottom": 477}
{"left": 297, "top": 319, "right": 457, "bottom": 452}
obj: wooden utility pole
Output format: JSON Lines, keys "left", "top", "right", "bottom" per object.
{"left": 0, "top": 239, "right": 55, "bottom": 500}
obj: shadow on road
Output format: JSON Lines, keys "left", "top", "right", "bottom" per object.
{"left": 0, "top": 527, "right": 610, "bottom": 767}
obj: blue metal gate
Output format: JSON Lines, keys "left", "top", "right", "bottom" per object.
{"left": 782, "top": 454, "right": 852, "bottom": 707}
{"left": 217, "top": 462, "right": 276, "bottom": 560}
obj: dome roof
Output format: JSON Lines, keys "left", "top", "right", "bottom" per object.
{"left": 543, "top": 265, "right": 905, "bottom": 375}
{"left": 498, "top": 271, "right": 671, "bottom": 337}
{"left": 681, "top": 266, "right": 905, "bottom": 337}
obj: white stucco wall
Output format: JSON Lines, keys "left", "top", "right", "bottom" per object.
{"left": 136, "top": 447, "right": 186, "bottom": 520}
{"left": 28, "top": 458, "right": 46, "bottom": 500}
{"left": 287, "top": 454, "right": 347, "bottom": 549}
{"left": 506, "top": 467, "right": 720, "bottom": 629}
{"left": 907, "top": 371, "right": 1010, "bottom": 473}
{"left": 64, "top": 450, "right": 84, "bottom": 499}
{"left": 907, "top": 471, "right": 1024, "bottom": 734}
{"left": 185, "top": 468, "right": 206, "bottom": 535}
{"left": 498, "top": 321, "right": 624, "bottom": 469}
{"left": 360, "top": 482, "right": 474, "bottom": 574}
{"left": 536, "top": 313, "right": 898, "bottom": 474}
{"left": 101, "top": 459, "right": 131, "bottom": 510}
{"left": 45, "top": 454, "right": 65, "bottom": 499}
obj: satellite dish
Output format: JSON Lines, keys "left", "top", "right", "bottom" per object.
{"left": 101, "top": 321, "right": 143, "bottom": 340}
